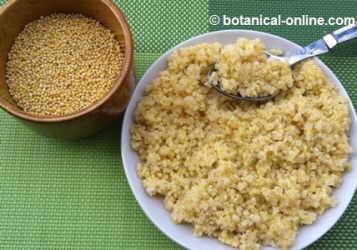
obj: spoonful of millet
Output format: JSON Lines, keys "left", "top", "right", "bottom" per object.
{"left": 207, "top": 23, "right": 357, "bottom": 102}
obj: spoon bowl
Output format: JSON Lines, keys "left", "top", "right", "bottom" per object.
{"left": 207, "top": 23, "right": 357, "bottom": 101}
{"left": 206, "top": 64, "right": 279, "bottom": 102}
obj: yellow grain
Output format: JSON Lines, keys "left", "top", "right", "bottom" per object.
{"left": 6, "top": 13, "right": 123, "bottom": 117}
{"left": 131, "top": 40, "right": 351, "bottom": 250}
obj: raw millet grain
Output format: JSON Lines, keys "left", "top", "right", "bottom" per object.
{"left": 6, "top": 13, "right": 123, "bottom": 117}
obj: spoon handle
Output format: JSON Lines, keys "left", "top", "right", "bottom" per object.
{"left": 287, "top": 22, "right": 357, "bottom": 66}
{"left": 329, "top": 23, "right": 357, "bottom": 45}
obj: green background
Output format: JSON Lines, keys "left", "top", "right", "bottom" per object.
{"left": 0, "top": 0, "right": 356, "bottom": 249}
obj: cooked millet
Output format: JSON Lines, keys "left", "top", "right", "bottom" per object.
{"left": 6, "top": 13, "right": 123, "bottom": 117}
{"left": 214, "top": 39, "right": 293, "bottom": 97}
{"left": 131, "top": 41, "right": 352, "bottom": 250}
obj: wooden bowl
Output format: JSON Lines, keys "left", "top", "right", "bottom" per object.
{"left": 0, "top": 0, "right": 134, "bottom": 139}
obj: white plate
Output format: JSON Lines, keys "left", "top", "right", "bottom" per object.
{"left": 121, "top": 30, "right": 357, "bottom": 250}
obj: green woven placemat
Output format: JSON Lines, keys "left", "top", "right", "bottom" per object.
{"left": 0, "top": 0, "right": 356, "bottom": 249}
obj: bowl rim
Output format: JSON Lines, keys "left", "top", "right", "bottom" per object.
{"left": 121, "top": 29, "right": 357, "bottom": 250}
{"left": 0, "top": 0, "right": 133, "bottom": 123}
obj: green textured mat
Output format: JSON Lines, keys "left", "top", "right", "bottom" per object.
{"left": 0, "top": 0, "right": 356, "bottom": 249}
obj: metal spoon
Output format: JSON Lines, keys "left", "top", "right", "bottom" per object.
{"left": 207, "top": 23, "right": 357, "bottom": 102}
